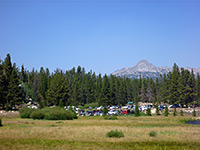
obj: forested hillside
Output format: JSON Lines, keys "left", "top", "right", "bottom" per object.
{"left": 0, "top": 54, "right": 200, "bottom": 110}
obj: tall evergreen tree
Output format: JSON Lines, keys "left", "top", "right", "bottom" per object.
{"left": 99, "top": 74, "right": 110, "bottom": 106}
{"left": 146, "top": 82, "right": 154, "bottom": 103}
{"left": 46, "top": 73, "right": 69, "bottom": 106}
{"left": 140, "top": 83, "right": 146, "bottom": 102}
{"left": 169, "top": 63, "right": 181, "bottom": 105}
{"left": 6, "top": 68, "right": 22, "bottom": 109}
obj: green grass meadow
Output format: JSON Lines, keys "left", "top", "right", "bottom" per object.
{"left": 0, "top": 114, "right": 200, "bottom": 150}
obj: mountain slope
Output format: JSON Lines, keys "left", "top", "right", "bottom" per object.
{"left": 112, "top": 60, "right": 200, "bottom": 79}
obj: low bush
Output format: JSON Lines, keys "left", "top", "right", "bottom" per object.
{"left": 30, "top": 110, "right": 45, "bottom": 119}
{"left": 0, "top": 119, "right": 2, "bottom": 126}
{"left": 104, "top": 115, "right": 118, "bottom": 120}
{"left": 19, "top": 106, "right": 78, "bottom": 120}
{"left": 44, "top": 107, "right": 74, "bottom": 120}
{"left": 19, "top": 107, "right": 36, "bottom": 118}
{"left": 149, "top": 131, "right": 157, "bottom": 137}
{"left": 106, "top": 130, "right": 124, "bottom": 138}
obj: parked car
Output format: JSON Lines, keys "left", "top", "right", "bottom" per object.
{"left": 97, "top": 106, "right": 104, "bottom": 110}
{"left": 169, "top": 104, "right": 181, "bottom": 108}
{"left": 87, "top": 111, "right": 94, "bottom": 116}
{"left": 79, "top": 110, "right": 85, "bottom": 116}
{"left": 94, "top": 111, "right": 103, "bottom": 116}
{"left": 122, "top": 110, "right": 128, "bottom": 114}
{"left": 162, "top": 104, "right": 167, "bottom": 108}
{"left": 122, "top": 105, "right": 129, "bottom": 109}
{"left": 107, "top": 110, "right": 118, "bottom": 115}
{"left": 141, "top": 105, "right": 148, "bottom": 111}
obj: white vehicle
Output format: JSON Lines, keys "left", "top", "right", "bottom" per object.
{"left": 97, "top": 106, "right": 104, "bottom": 110}
{"left": 109, "top": 106, "right": 117, "bottom": 110}
{"left": 141, "top": 105, "right": 148, "bottom": 111}
{"left": 107, "top": 110, "right": 118, "bottom": 115}
{"left": 122, "top": 105, "right": 129, "bottom": 109}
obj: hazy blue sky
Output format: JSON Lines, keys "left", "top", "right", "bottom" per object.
{"left": 1, "top": 0, "right": 200, "bottom": 74}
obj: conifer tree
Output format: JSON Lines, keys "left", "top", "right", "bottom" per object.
{"left": 0, "top": 60, "right": 6, "bottom": 109}
{"left": 134, "top": 105, "right": 140, "bottom": 117}
{"left": 195, "top": 73, "right": 200, "bottom": 106}
{"left": 140, "top": 83, "right": 146, "bottom": 103}
{"left": 192, "top": 109, "right": 196, "bottom": 117}
{"left": 146, "top": 82, "right": 154, "bottom": 103}
{"left": 164, "top": 107, "right": 169, "bottom": 116}
{"left": 46, "top": 73, "right": 69, "bottom": 106}
{"left": 169, "top": 63, "right": 181, "bottom": 105}
{"left": 146, "top": 107, "right": 151, "bottom": 116}
{"left": 180, "top": 109, "right": 184, "bottom": 116}
{"left": 156, "top": 104, "right": 160, "bottom": 115}
{"left": 99, "top": 75, "right": 110, "bottom": 106}
{"left": 6, "top": 67, "right": 22, "bottom": 109}
{"left": 173, "top": 106, "right": 177, "bottom": 116}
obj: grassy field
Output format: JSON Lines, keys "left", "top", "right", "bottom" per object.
{"left": 0, "top": 114, "right": 200, "bottom": 150}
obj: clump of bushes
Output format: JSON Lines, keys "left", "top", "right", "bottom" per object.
{"left": 19, "top": 106, "right": 78, "bottom": 120}
{"left": 104, "top": 115, "right": 118, "bottom": 120}
{"left": 0, "top": 119, "right": 2, "bottom": 127}
{"left": 19, "top": 107, "right": 36, "bottom": 118}
{"left": 106, "top": 130, "right": 124, "bottom": 138}
{"left": 149, "top": 131, "right": 157, "bottom": 137}
{"left": 30, "top": 110, "right": 45, "bottom": 120}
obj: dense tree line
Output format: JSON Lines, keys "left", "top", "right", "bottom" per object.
{"left": 0, "top": 54, "right": 200, "bottom": 110}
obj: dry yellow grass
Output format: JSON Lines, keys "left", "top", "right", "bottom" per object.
{"left": 0, "top": 115, "right": 200, "bottom": 150}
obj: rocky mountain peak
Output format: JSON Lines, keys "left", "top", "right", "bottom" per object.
{"left": 132, "top": 59, "right": 158, "bottom": 72}
{"left": 112, "top": 60, "right": 200, "bottom": 80}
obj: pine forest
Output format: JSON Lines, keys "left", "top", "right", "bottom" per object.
{"left": 0, "top": 53, "right": 200, "bottom": 110}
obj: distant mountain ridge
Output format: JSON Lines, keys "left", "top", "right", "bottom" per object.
{"left": 112, "top": 60, "right": 200, "bottom": 79}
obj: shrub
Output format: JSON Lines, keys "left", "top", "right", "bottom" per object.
{"left": 149, "top": 131, "right": 157, "bottom": 137}
{"left": 31, "top": 110, "right": 45, "bottom": 119}
{"left": 44, "top": 107, "right": 74, "bottom": 120}
{"left": 134, "top": 105, "right": 140, "bottom": 117}
{"left": 164, "top": 107, "right": 169, "bottom": 116}
{"left": 104, "top": 115, "right": 118, "bottom": 120}
{"left": 180, "top": 109, "right": 184, "bottom": 116}
{"left": 19, "top": 107, "right": 36, "bottom": 118}
{"left": 0, "top": 119, "right": 2, "bottom": 127}
{"left": 146, "top": 108, "right": 151, "bottom": 116}
{"left": 20, "top": 106, "right": 78, "bottom": 120}
{"left": 106, "top": 130, "right": 124, "bottom": 138}
{"left": 192, "top": 109, "right": 196, "bottom": 117}
{"left": 67, "top": 109, "right": 78, "bottom": 119}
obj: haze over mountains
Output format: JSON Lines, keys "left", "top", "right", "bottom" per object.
{"left": 112, "top": 60, "right": 200, "bottom": 80}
